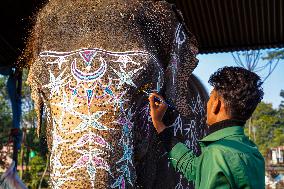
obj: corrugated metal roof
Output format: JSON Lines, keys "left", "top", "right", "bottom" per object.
{"left": 0, "top": 0, "right": 44, "bottom": 68}
{"left": 169, "top": 0, "right": 284, "bottom": 54}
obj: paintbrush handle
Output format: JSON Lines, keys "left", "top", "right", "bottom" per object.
{"left": 141, "top": 90, "right": 175, "bottom": 109}
{"left": 153, "top": 96, "right": 175, "bottom": 109}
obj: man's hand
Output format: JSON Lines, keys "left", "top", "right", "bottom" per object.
{"left": 148, "top": 92, "right": 167, "bottom": 133}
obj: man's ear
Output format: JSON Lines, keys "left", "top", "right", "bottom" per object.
{"left": 212, "top": 98, "right": 221, "bottom": 115}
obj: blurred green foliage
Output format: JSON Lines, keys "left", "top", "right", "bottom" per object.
{"left": 263, "top": 49, "right": 284, "bottom": 60}
{"left": 0, "top": 70, "right": 49, "bottom": 188}
{"left": 0, "top": 76, "right": 13, "bottom": 168}
{"left": 23, "top": 155, "right": 48, "bottom": 189}
{"left": 245, "top": 91, "right": 284, "bottom": 157}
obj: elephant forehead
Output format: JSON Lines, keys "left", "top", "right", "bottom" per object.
{"left": 32, "top": 48, "right": 163, "bottom": 188}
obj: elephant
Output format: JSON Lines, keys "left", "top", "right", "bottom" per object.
{"left": 25, "top": 0, "right": 208, "bottom": 188}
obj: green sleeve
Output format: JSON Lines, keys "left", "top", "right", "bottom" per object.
{"left": 199, "top": 171, "right": 231, "bottom": 189}
{"left": 197, "top": 149, "right": 232, "bottom": 189}
{"left": 168, "top": 142, "right": 197, "bottom": 181}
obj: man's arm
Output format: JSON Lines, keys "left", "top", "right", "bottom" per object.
{"left": 149, "top": 93, "right": 197, "bottom": 181}
{"left": 167, "top": 142, "right": 197, "bottom": 181}
{"left": 148, "top": 93, "right": 167, "bottom": 134}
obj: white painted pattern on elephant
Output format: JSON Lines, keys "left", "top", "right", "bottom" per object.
{"left": 40, "top": 48, "right": 163, "bottom": 188}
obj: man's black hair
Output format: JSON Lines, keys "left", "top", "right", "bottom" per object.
{"left": 208, "top": 66, "right": 264, "bottom": 121}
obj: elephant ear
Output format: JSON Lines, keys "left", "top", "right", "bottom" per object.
{"left": 154, "top": 8, "right": 207, "bottom": 188}
{"left": 27, "top": 59, "right": 44, "bottom": 136}
{"left": 27, "top": 58, "right": 53, "bottom": 151}
{"left": 133, "top": 1, "right": 204, "bottom": 189}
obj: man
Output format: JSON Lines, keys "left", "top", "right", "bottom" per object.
{"left": 149, "top": 66, "right": 265, "bottom": 189}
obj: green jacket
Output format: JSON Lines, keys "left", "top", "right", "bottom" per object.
{"left": 168, "top": 126, "right": 265, "bottom": 189}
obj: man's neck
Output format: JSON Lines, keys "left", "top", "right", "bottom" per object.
{"left": 206, "top": 119, "right": 246, "bottom": 135}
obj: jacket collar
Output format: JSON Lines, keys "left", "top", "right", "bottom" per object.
{"left": 200, "top": 119, "right": 245, "bottom": 142}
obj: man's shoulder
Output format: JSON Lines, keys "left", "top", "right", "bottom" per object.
{"left": 203, "top": 138, "right": 265, "bottom": 168}
{"left": 201, "top": 138, "right": 265, "bottom": 188}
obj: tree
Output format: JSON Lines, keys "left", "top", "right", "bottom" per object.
{"left": 0, "top": 76, "right": 13, "bottom": 138}
{"left": 280, "top": 90, "right": 284, "bottom": 109}
{"left": 0, "top": 69, "right": 49, "bottom": 187}
{"left": 273, "top": 90, "right": 284, "bottom": 149}
{"left": 245, "top": 102, "right": 284, "bottom": 157}
{"left": 0, "top": 76, "right": 13, "bottom": 169}
{"left": 263, "top": 49, "right": 284, "bottom": 60}
{"left": 23, "top": 155, "right": 48, "bottom": 189}
{"left": 231, "top": 50, "right": 280, "bottom": 82}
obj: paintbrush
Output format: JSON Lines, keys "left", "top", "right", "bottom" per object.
{"left": 141, "top": 90, "right": 175, "bottom": 109}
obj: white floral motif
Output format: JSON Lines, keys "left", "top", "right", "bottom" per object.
{"left": 70, "top": 111, "right": 111, "bottom": 133}
{"left": 111, "top": 65, "right": 143, "bottom": 89}
{"left": 43, "top": 68, "right": 69, "bottom": 97}
{"left": 46, "top": 56, "right": 68, "bottom": 70}
{"left": 112, "top": 55, "right": 141, "bottom": 69}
